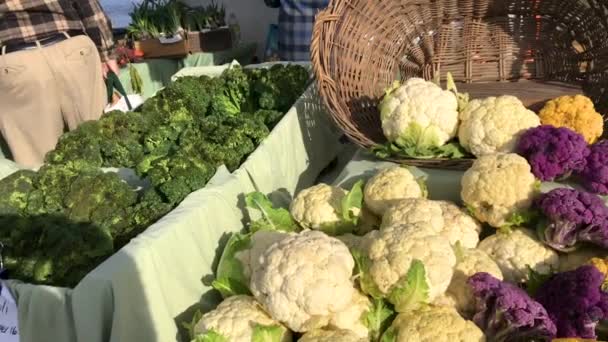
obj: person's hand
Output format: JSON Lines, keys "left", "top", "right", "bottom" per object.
{"left": 102, "top": 59, "right": 120, "bottom": 79}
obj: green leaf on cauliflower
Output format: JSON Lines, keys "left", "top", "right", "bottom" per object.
{"left": 251, "top": 324, "right": 285, "bottom": 342}
{"left": 502, "top": 209, "right": 539, "bottom": 230}
{"left": 183, "top": 310, "right": 204, "bottom": 340}
{"left": 351, "top": 249, "right": 384, "bottom": 299}
{"left": 446, "top": 72, "right": 470, "bottom": 111}
{"left": 525, "top": 266, "right": 553, "bottom": 297}
{"left": 371, "top": 139, "right": 470, "bottom": 160}
{"left": 191, "top": 330, "right": 228, "bottom": 342}
{"left": 212, "top": 233, "right": 252, "bottom": 298}
{"left": 340, "top": 180, "right": 364, "bottom": 225}
{"left": 245, "top": 192, "right": 298, "bottom": 233}
{"left": 387, "top": 260, "right": 429, "bottom": 312}
{"left": 452, "top": 241, "right": 466, "bottom": 263}
{"left": 380, "top": 326, "right": 397, "bottom": 342}
{"left": 362, "top": 298, "right": 396, "bottom": 342}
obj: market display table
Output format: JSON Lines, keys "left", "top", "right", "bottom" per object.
{"left": 118, "top": 43, "right": 257, "bottom": 99}
{"left": 4, "top": 81, "right": 343, "bottom": 342}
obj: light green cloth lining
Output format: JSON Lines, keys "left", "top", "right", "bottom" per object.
{"left": 118, "top": 43, "right": 257, "bottom": 99}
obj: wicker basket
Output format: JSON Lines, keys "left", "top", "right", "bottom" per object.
{"left": 311, "top": 0, "right": 608, "bottom": 170}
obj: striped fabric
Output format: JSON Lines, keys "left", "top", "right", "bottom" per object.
{"left": 0, "top": 0, "right": 115, "bottom": 60}
{"left": 278, "top": 0, "right": 329, "bottom": 61}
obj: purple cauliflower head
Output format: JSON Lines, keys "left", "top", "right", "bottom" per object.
{"left": 468, "top": 272, "right": 557, "bottom": 342}
{"left": 535, "top": 265, "right": 608, "bottom": 339}
{"left": 579, "top": 141, "right": 608, "bottom": 195}
{"left": 517, "top": 125, "right": 589, "bottom": 181}
{"left": 536, "top": 188, "right": 608, "bottom": 251}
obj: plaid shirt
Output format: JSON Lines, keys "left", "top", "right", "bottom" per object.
{"left": 0, "top": 0, "right": 115, "bottom": 61}
{"left": 278, "top": 0, "right": 328, "bottom": 61}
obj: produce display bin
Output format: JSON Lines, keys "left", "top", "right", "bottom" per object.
{"left": 4, "top": 65, "right": 343, "bottom": 342}
{"left": 187, "top": 28, "right": 233, "bottom": 53}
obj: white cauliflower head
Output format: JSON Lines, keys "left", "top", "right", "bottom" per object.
{"left": 381, "top": 198, "right": 481, "bottom": 249}
{"left": 458, "top": 95, "right": 540, "bottom": 157}
{"left": 328, "top": 290, "right": 371, "bottom": 338}
{"left": 250, "top": 230, "right": 356, "bottom": 332}
{"left": 235, "top": 230, "right": 290, "bottom": 279}
{"left": 442, "top": 247, "right": 503, "bottom": 317}
{"left": 337, "top": 231, "right": 380, "bottom": 254}
{"left": 461, "top": 153, "right": 538, "bottom": 228}
{"left": 363, "top": 166, "right": 426, "bottom": 216}
{"left": 290, "top": 183, "right": 362, "bottom": 235}
{"left": 379, "top": 78, "right": 459, "bottom": 148}
{"left": 193, "top": 295, "right": 291, "bottom": 342}
{"left": 382, "top": 306, "right": 485, "bottom": 342}
{"left": 478, "top": 228, "right": 559, "bottom": 283}
{"left": 299, "top": 329, "right": 367, "bottom": 342}
{"left": 368, "top": 224, "right": 456, "bottom": 301}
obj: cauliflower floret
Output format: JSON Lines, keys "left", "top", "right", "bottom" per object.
{"left": 478, "top": 228, "right": 559, "bottom": 283}
{"left": 461, "top": 153, "right": 537, "bottom": 228}
{"left": 337, "top": 231, "right": 380, "bottom": 254}
{"left": 250, "top": 230, "right": 356, "bottom": 332}
{"left": 458, "top": 95, "right": 540, "bottom": 157}
{"left": 379, "top": 78, "right": 459, "bottom": 148}
{"left": 328, "top": 290, "right": 371, "bottom": 338}
{"left": 539, "top": 94, "right": 603, "bottom": 144}
{"left": 368, "top": 224, "right": 456, "bottom": 300}
{"left": 381, "top": 198, "right": 481, "bottom": 248}
{"left": 290, "top": 184, "right": 360, "bottom": 235}
{"left": 235, "top": 230, "right": 291, "bottom": 279}
{"left": 363, "top": 166, "right": 425, "bottom": 216}
{"left": 442, "top": 248, "right": 503, "bottom": 317}
{"left": 298, "top": 329, "right": 367, "bottom": 342}
{"left": 193, "top": 295, "right": 291, "bottom": 342}
{"left": 382, "top": 305, "right": 485, "bottom": 342}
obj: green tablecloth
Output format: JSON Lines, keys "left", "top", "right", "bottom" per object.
{"left": 118, "top": 43, "right": 257, "bottom": 99}
{"left": 5, "top": 80, "right": 343, "bottom": 342}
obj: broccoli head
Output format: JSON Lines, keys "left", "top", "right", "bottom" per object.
{"left": 209, "top": 66, "right": 254, "bottom": 117}
{"left": 0, "top": 170, "right": 37, "bottom": 215}
{"left": 253, "top": 109, "right": 284, "bottom": 130}
{"left": 97, "top": 111, "right": 149, "bottom": 168}
{"left": 45, "top": 120, "right": 104, "bottom": 167}
{"left": 248, "top": 64, "right": 309, "bottom": 113}
{"left": 158, "top": 75, "right": 213, "bottom": 118}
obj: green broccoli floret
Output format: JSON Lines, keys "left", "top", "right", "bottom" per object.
{"left": 208, "top": 66, "right": 254, "bottom": 117}
{"left": 158, "top": 76, "right": 213, "bottom": 118}
{"left": 97, "top": 111, "right": 148, "bottom": 168}
{"left": 143, "top": 125, "right": 180, "bottom": 154}
{"left": 248, "top": 64, "right": 309, "bottom": 113}
{"left": 254, "top": 109, "right": 284, "bottom": 130}
{"left": 63, "top": 171, "right": 138, "bottom": 235}
{"left": 0, "top": 170, "right": 37, "bottom": 215}
{"left": 29, "top": 164, "right": 93, "bottom": 214}
{"left": 45, "top": 121, "right": 104, "bottom": 167}
{"left": 147, "top": 153, "right": 216, "bottom": 204}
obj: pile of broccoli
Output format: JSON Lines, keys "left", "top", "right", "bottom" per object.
{"left": 0, "top": 64, "right": 309, "bottom": 287}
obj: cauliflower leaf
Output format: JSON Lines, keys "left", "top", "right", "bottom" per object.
{"left": 525, "top": 266, "right": 553, "bottom": 297}
{"left": 245, "top": 192, "right": 298, "bottom": 233}
{"left": 380, "top": 326, "right": 397, "bottom": 342}
{"left": 212, "top": 233, "right": 252, "bottom": 298}
{"left": 340, "top": 180, "right": 364, "bottom": 226}
{"left": 351, "top": 249, "right": 384, "bottom": 299}
{"left": 386, "top": 260, "right": 430, "bottom": 312}
{"left": 362, "top": 298, "right": 396, "bottom": 342}
{"left": 372, "top": 130, "right": 469, "bottom": 160}
{"left": 251, "top": 324, "right": 285, "bottom": 342}
{"left": 191, "top": 330, "right": 228, "bottom": 342}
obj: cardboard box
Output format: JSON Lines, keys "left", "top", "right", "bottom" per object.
{"left": 187, "top": 27, "right": 233, "bottom": 53}
{"left": 133, "top": 34, "right": 189, "bottom": 58}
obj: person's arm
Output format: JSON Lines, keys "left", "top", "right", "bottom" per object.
{"left": 72, "top": 0, "right": 116, "bottom": 62}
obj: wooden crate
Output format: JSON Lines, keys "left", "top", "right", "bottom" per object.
{"left": 187, "top": 28, "right": 233, "bottom": 53}
{"left": 133, "top": 35, "right": 189, "bottom": 59}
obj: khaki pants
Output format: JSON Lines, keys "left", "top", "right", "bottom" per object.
{"left": 0, "top": 34, "right": 106, "bottom": 168}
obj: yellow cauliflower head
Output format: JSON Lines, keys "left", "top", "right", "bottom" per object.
{"left": 539, "top": 95, "right": 603, "bottom": 144}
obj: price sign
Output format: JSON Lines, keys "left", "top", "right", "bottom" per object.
{"left": 0, "top": 282, "right": 19, "bottom": 342}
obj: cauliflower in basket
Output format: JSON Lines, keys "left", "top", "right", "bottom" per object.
{"left": 478, "top": 228, "right": 559, "bottom": 283}
{"left": 192, "top": 295, "right": 291, "bottom": 342}
{"left": 250, "top": 230, "right": 355, "bottom": 332}
{"left": 539, "top": 94, "right": 603, "bottom": 144}
{"left": 299, "top": 329, "right": 366, "bottom": 342}
{"left": 363, "top": 223, "right": 456, "bottom": 311}
{"left": 437, "top": 246, "right": 503, "bottom": 317}
{"left": 381, "top": 305, "right": 484, "bottom": 342}
{"left": 381, "top": 198, "right": 481, "bottom": 248}
{"left": 461, "top": 153, "right": 538, "bottom": 228}
{"left": 363, "top": 166, "right": 426, "bottom": 216}
{"left": 458, "top": 95, "right": 540, "bottom": 157}
{"left": 379, "top": 78, "right": 459, "bottom": 151}
{"left": 290, "top": 182, "right": 364, "bottom": 236}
